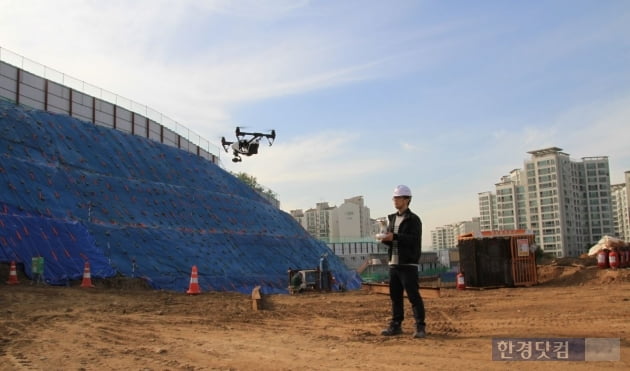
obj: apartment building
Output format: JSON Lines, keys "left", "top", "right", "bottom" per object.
{"left": 289, "top": 209, "right": 307, "bottom": 230}
{"left": 478, "top": 147, "right": 613, "bottom": 257}
{"left": 333, "top": 196, "right": 372, "bottom": 242}
{"left": 297, "top": 202, "right": 336, "bottom": 243}
{"left": 478, "top": 191, "right": 498, "bottom": 231}
{"left": 431, "top": 226, "right": 453, "bottom": 251}
{"left": 431, "top": 219, "right": 480, "bottom": 250}
{"left": 611, "top": 171, "right": 630, "bottom": 241}
{"left": 495, "top": 169, "right": 528, "bottom": 230}
{"left": 290, "top": 196, "right": 372, "bottom": 243}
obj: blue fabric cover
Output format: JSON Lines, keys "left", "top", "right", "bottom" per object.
{"left": 0, "top": 100, "right": 361, "bottom": 293}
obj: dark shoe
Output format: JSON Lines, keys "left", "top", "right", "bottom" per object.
{"left": 413, "top": 325, "right": 426, "bottom": 339}
{"left": 381, "top": 323, "right": 403, "bottom": 336}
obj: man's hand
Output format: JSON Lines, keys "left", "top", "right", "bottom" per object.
{"left": 380, "top": 232, "right": 394, "bottom": 242}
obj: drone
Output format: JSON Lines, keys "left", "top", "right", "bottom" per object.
{"left": 221, "top": 127, "right": 276, "bottom": 162}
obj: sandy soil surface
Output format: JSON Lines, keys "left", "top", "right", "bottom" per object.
{"left": 1, "top": 259, "right": 629, "bottom": 371}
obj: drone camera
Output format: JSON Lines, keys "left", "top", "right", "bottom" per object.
{"left": 248, "top": 142, "right": 259, "bottom": 154}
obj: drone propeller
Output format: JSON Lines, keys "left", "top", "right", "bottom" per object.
{"left": 266, "top": 129, "right": 276, "bottom": 146}
{"left": 221, "top": 137, "right": 233, "bottom": 152}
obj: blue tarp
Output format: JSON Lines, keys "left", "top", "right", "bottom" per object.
{"left": 0, "top": 214, "right": 115, "bottom": 284}
{"left": 0, "top": 100, "right": 361, "bottom": 294}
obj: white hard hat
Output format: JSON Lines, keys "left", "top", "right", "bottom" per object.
{"left": 393, "top": 185, "right": 412, "bottom": 197}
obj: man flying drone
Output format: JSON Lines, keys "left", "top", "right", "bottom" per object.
{"left": 221, "top": 127, "right": 276, "bottom": 162}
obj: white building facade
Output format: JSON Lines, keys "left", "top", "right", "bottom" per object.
{"left": 611, "top": 171, "right": 630, "bottom": 241}
{"left": 430, "top": 219, "right": 480, "bottom": 250}
{"left": 299, "top": 202, "right": 336, "bottom": 243}
{"left": 332, "top": 196, "right": 372, "bottom": 242}
{"left": 478, "top": 147, "right": 614, "bottom": 257}
{"left": 478, "top": 191, "right": 498, "bottom": 231}
{"left": 495, "top": 169, "right": 528, "bottom": 230}
{"left": 290, "top": 196, "right": 372, "bottom": 243}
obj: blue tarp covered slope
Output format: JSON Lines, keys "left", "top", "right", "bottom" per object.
{"left": 0, "top": 100, "right": 361, "bottom": 293}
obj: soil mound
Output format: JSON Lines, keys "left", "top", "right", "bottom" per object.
{"left": 537, "top": 263, "right": 630, "bottom": 286}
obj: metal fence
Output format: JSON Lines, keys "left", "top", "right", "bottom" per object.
{"left": 0, "top": 46, "right": 220, "bottom": 161}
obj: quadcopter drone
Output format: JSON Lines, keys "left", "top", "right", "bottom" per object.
{"left": 221, "top": 127, "right": 276, "bottom": 162}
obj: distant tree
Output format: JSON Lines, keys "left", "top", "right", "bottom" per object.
{"left": 234, "top": 172, "right": 258, "bottom": 189}
{"left": 232, "top": 172, "right": 278, "bottom": 201}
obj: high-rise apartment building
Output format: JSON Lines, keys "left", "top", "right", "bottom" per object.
{"left": 290, "top": 209, "right": 307, "bottom": 230}
{"left": 290, "top": 196, "right": 372, "bottom": 243}
{"left": 478, "top": 147, "right": 613, "bottom": 257}
{"left": 298, "top": 202, "right": 336, "bottom": 243}
{"left": 495, "top": 169, "right": 528, "bottom": 230}
{"left": 478, "top": 191, "right": 498, "bottom": 231}
{"left": 431, "top": 219, "right": 480, "bottom": 250}
{"left": 332, "top": 196, "right": 372, "bottom": 242}
{"left": 611, "top": 171, "right": 630, "bottom": 241}
{"left": 431, "top": 226, "right": 451, "bottom": 250}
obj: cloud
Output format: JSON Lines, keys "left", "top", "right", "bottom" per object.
{"left": 550, "top": 96, "right": 630, "bottom": 182}
{"left": 193, "top": 0, "right": 311, "bottom": 19}
{"left": 0, "top": 0, "right": 452, "bottom": 147}
{"left": 226, "top": 130, "right": 390, "bottom": 184}
{"left": 401, "top": 141, "right": 419, "bottom": 152}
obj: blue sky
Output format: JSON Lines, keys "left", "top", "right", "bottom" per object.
{"left": 2, "top": 0, "right": 629, "bottom": 246}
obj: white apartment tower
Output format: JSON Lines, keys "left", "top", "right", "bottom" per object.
{"left": 431, "top": 227, "right": 452, "bottom": 250}
{"left": 495, "top": 169, "right": 528, "bottom": 230}
{"left": 525, "top": 148, "right": 613, "bottom": 256}
{"left": 478, "top": 191, "right": 498, "bottom": 231}
{"left": 302, "top": 202, "right": 336, "bottom": 243}
{"left": 289, "top": 209, "right": 307, "bottom": 230}
{"left": 479, "top": 147, "right": 613, "bottom": 257}
{"left": 431, "top": 219, "right": 480, "bottom": 250}
{"left": 611, "top": 171, "right": 630, "bottom": 241}
{"left": 291, "top": 196, "right": 372, "bottom": 243}
{"left": 332, "top": 196, "right": 371, "bottom": 242}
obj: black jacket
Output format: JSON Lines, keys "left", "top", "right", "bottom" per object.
{"left": 383, "top": 208, "right": 422, "bottom": 265}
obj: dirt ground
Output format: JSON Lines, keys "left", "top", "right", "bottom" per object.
{"left": 1, "top": 259, "right": 629, "bottom": 371}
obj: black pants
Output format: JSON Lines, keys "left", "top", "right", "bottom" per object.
{"left": 389, "top": 265, "right": 425, "bottom": 326}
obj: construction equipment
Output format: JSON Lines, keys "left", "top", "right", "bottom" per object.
{"left": 287, "top": 268, "right": 330, "bottom": 294}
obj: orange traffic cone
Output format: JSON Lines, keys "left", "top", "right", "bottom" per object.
{"left": 80, "top": 261, "right": 95, "bottom": 288}
{"left": 6, "top": 261, "right": 19, "bottom": 284}
{"left": 186, "top": 265, "right": 201, "bottom": 295}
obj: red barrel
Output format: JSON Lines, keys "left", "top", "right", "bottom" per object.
{"left": 609, "top": 250, "right": 619, "bottom": 270}
{"left": 456, "top": 272, "right": 465, "bottom": 290}
{"left": 597, "top": 250, "right": 609, "bottom": 269}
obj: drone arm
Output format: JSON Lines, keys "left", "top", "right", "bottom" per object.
{"left": 221, "top": 137, "right": 233, "bottom": 152}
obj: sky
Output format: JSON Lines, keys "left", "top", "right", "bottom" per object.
{"left": 1, "top": 0, "right": 630, "bottom": 247}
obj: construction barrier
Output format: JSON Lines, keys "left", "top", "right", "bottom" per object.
{"left": 80, "top": 262, "right": 95, "bottom": 288}
{"left": 6, "top": 261, "right": 19, "bottom": 284}
{"left": 186, "top": 265, "right": 201, "bottom": 295}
